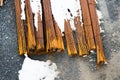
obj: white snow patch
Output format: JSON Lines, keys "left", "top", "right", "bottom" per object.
{"left": 21, "top": 0, "right": 26, "bottom": 20}
{"left": 90, "top": 50, "right": 96, "bottom": 54}
{"left": 97, "top": 10, "right": 103, "bottom": 24}
{"left": 30, "top": 0, "right": 42, "bottom": 31}
{"left": 83, "top": 55, "right": 88, "bottom": 58}
{"left": 97, "top": 10, "right": 105, "bottom": 33}
{"left": 96, "top": 7, "right": 105, "bottom": 33}
{"left": 95, "top": 0, "right": 98, "bottom": 4}
{"left": 18, "top": 54, "right": 59, "bottom": 80}
{"left": 100, "top": 27, "right": 105, "bottom": 33}
{"left": 51, "top": 0, "right": 83, "bottom": 32}
{"left": 104, "top": 61, "right": 108, "bottom": 65}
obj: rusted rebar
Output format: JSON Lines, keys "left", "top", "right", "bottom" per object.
{"left": 36, "top": 11, "right": 45, "bottom": 53}
{"left": 74, "top": 16, "right": 89, "bottom": 56}
{"left": 64, "top": 19, "right": 77, "bottom": 56}
{"left": 14, "top": 0, "right": 27, "bottom": 55}
{"left": 25, "top": 0, "right": 36, "bottom": 53}
{"left": 53, "top": 17, "right": 64, "bottom": 52}
{"left": 0, "top": 0, "right": 3, "bottom": 6}
{"left": 87, "top": 0, "right": 106, "bottom": 65}
{"left": 79, "top": 0, "right": 96, "bottom": 51}
{"left": 42, "top": 0, "right": 58, "bottom": 52}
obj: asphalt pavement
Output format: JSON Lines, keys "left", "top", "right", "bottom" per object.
{"left": 0, "top": 0, "right": 120, "bottom": 80}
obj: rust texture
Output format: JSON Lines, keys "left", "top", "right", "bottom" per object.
{"left": 80, "top": 0, "right": 96, "bottom": 51}
{"left": 14, "top": 0, "right": 106, "bottom": 65}
{"left": 36, "top": 12, "right": 45, "bottom": 53}
{"left": 87, "top": 0, "right": 106, "bottom": 64}
{"left": 74, "top": 16, "right": 89, "bottom": 56}
{"left": 53, "top": 17, "right": 64, "bottom": 52}
{"left": 0, "top": 0, "right": 3, "bottom": 6}
{"left": 42, "top": 0, "right": 57, "bottom": 52}
{"left": 14, "top": 0, "right": 27, "bottom": 55}
{"left": 64, "top": 19, "right": 77, "bottom": 56}
{"left": 25, "top": 0, "right": 36, "bottom": 53}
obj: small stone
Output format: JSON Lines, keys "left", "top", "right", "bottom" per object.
{"left": 83, "top": 55, "right": 88, "bottom": 58}
{"left": 113, "top": 49, "right": 116, "bottom": 52}
{"left": 89, "top": 59, "right": 94, "bottom": 62}
{"left": 6, "top": 60, "right": 9, "bottom": 62}
{"left": 104, "top": 62, "right": 108, "bottom": 65}
{"left": 11, "top": 57, "right": 14, "bottom": 59}
{"left": 102, "top": 35, "right": 106, "bottom": 37}
{"left": 6, "top": 36, "right": 8, "bottom": 39}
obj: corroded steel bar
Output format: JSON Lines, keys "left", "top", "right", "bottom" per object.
{"left": 14, "top": 0, "right": 27, "bottom": 55}
{"left": 64, "top": 19, "right": 77, "bottom": 56}
{"left": 0, "top": 0, "right": 3, "bottom": 6}
{"left": 79, "top": 0, "right": 96, "bottom": 51}
{"left": 25, "top": 0, "right": 36, "bottom": 53}
{"left": 74, "top": 16, "right": 89, "bottom": 56}
{"left": 53, "top": 17, "right": 64, "bottom": 52}
{"left": 36, "top": 12, "right": 45, "bottom": 53}
{"left": 42, "top": 0, "right": 57, "bottom": 52}
{"left": 87, "top": 0, "right": 106, "bottom": 64}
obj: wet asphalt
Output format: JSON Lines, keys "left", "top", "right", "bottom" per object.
{"left": 0, "top": 0, "right": 120, "bottom": 80}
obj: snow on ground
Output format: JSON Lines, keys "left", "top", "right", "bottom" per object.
{"left": 21, "top": 0, "right": 42, "bottom": 31}
{"left": 51, "top": 0, "right": 104, "bottom": 33}
{"left": 51, "top": 0, "right": 83, "bottom": 32}
{"left": 19, "top": 1, "right": 104, "bottom": 79}
{"left": 21, "top": 0, "right": 26, "bottom": 20}
{"left": 97, "top": 8, "right": 105, "bottom": 33}
{"left": 21, "top": 0, "right": 103, "bottom": 33}
{"left": 97, "top": 9, "right": 104, "bottom": 25}
{"left": 18, "top": 54, "right": 59, "bottom": 80}
{"left": 30, "top": 0, "right": 42, "bottom": 31}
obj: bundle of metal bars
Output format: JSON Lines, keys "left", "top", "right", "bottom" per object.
{"left": 79, "top": 0, "right": 106, "bottom": 64}
{"left": 14, "top": 0, "right": 106, "bottom": 65}
{"left": 14, "top": 0, "right": 64, "bottom": 55}
{"left": 0, "top": 0, "right": 3, "bottom": 6}
{"left": 87, "top": 0, "right": 106, "bottom": 64}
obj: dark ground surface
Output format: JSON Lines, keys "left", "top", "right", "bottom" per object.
{"left": 0, "top": 0, "right": 120, "bottom": 80}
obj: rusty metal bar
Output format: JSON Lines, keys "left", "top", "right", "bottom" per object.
{"left": 14, "top": 0, "right": 27, "bottom": 55}
{"left": 64, "top": 19, "right": 77, "bottom": 56}
{"left": 0, "top": 0, "right": 3, "bottom": 6}
{"left": 42, "top": 0, "right": 58, "bottom": 52}
{"left": 53, "top": 17, "right": 64, "bottom": 52}
{"left": 25, "top": 0, "right": 36, "bottom": 53}
{"left": 36, "top": 12, "right": 45, "bottom": 53}
{"left": 79, "top": 0, "right": 96, "bottom": 51}
{"left": 87, "top": 0, "right": 106, "bottom": 64}
{"left": 74, "top": 16, "right": 89, "bottom": 56}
